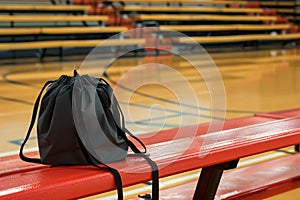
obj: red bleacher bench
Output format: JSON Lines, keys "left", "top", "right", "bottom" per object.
{"left": 134, "top": 152, "right": 300, "bottom": 200}
{"left": 0, "top": 109, "right": 300, "bottom": 200}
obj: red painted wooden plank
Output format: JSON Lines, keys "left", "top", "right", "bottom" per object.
{"left": 1, "top": 116, "right": 300, "bottom": 199}
{"left": 147, "top": 153, "right": 300, "bottom": 200}
{"left": 133, "top": 115, "right": 275, "bottom": 146}
{"left": 0, "top": 152, "right": 43, "bottom": 177}
{"left": 0, "top": 115, "right": 273, "bottom": 177}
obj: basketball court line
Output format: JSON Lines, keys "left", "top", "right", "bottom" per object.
{"left": 107, "top": 74, "right": 260, "bottom": 115}
{"left": 0, "top": 110, "right": 31, "bottom": 117}
{"left": 0, "top": 96, "right": 33, "bottom": 105}
{"left": 121, "top": 101, "right": 216, "bottom": 119}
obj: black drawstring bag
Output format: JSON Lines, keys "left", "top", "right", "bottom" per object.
{"left": 19, "top": 70, "right": 159, "bottom": 200}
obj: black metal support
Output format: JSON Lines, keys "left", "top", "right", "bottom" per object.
{"left": 9, "top": 12, "right": 14, "bottom": 28}
{"left": 59, "top": 47, "right": 63, "bottom": 61}
{"left": 295, "top": 144, "right": 300, "bottom": 152}
{"left": 282, "top": 38, "right": 291, "bottom": 47}
{"left": 37, "top": 49, "right": 47, "bottom": 62}
{"left": 50, "top": 0, "right": 57, "bottom": 5}
{"left": 120, "top": 1, "right": 125, "bottom": 6}
{"left": 193, "top": 159, "right": 239, "bottom": 200}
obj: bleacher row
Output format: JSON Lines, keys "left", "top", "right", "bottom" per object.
{"left": 0, "top": 0, "right": 300, "bottom": 59}
{"left": 1, "top": 108, "right": 300, "bottom": 199}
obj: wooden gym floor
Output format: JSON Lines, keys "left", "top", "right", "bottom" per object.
{"left": 1, "top": 46, "right": 300, "bottom": 199}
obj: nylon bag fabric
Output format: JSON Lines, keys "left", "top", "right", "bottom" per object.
{"left": 19, "top": 70, "right": 159, "bottom": 200}
{"left": 72, "top": 73, "right": 128, "bottom": 164}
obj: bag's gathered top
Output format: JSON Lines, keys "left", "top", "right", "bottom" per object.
{"left": 19, "top": 70, "right": 159, "bottom": 200}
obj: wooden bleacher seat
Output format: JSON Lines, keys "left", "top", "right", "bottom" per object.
{"left": 0, "top": 15, "right": 108, "bottom": 22}
{"left": 119, "top": 5, "right": 263, "bottom": 14}
{"left": 1, "top": 0, "right": 56, "bottom": 3}
{"left": 0, "top": 28, "right": 41, "bottom": 35}
{"left": 259, "top": 1, "right": 294, "bottom": 7}
{"left": 160, "top": 24, "right": 290, "bottom": 32}
{"left": 0, "top": 2, "right": 128, "bottom": 58}
{"left": 0, "top": 109, "right": 300, "bottom": 199}
{"left": 60, "top": 38, "right": 145, "bottom": 47}
{"left": 218, "top": 152, "right": 300, "bottom": 199}
{"left": 0, "top": 113, "right": 278, "bottom": 177}
{"left": 144, "top": 153, "right": 300, "bottom": 200}
{"left": 0, "top": 4, "right": 91, "bottom": 13}
{"left": 0, "top": 41, "right": 62, "bottom": 51}
{"left": 41, "top": 26, "right": 128, "bottom": 34}
{"left": 133, "top": 14, "right": 277, "bottom": 22}
{"left": 3, "top": 32, "right": 298, "bottom": 55}
{"left": 0, "top": 39, "right": 145, "bottom": 51}
{"left": 248, "top": 0, "right": 297, "bottom": 24}
{"left": 101, "top": 0, "right": 249, "bottom": 6}
{"left": 175, "top": 33, "right": 300, "bottom": 43}
{"left": 1, "top": 32, "right": 297, "bottom": 56}
{"left": 0, "top": 27, "right": 127, "bottom": 35}
{"left": 277, "top": 8, "right": 295, "bottom": 14}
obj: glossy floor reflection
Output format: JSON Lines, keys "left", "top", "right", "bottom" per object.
{"left": 1, "top": 46, "right": 300, "bottom": 199}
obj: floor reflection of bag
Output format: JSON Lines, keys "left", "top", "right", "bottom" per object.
{"left": 19, "top": 70, "right": 159, "bottom": 200}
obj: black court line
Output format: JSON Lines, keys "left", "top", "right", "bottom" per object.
{"left": 0, "top": 96, "right": 33, "bottom": 106}
{"left": 104, "top": 73, "right": 262, "bottom": 115}
{"left": 2, "top": 61, "right": 261, "bottom": 115}
{"left": 121, "top": 101, "right": 223, "bottom": 120}
{"left": 2, "top": 69, "right": 41, "bottom": 89}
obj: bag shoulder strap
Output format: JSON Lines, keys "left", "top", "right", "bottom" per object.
{"left": 120, "top": 132, "right": 159, "bottom": 200}
{"left": 100, "top": 78, "right": 147, "bottom": 153}
{"left": 100, "top": 77, "right": 159, "bottom": 199}
{"left": 76, "top": 132, "right": 124, "bottom": 200}
{"left": 19, "top": 80, "right": 54, "bottom": 164}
